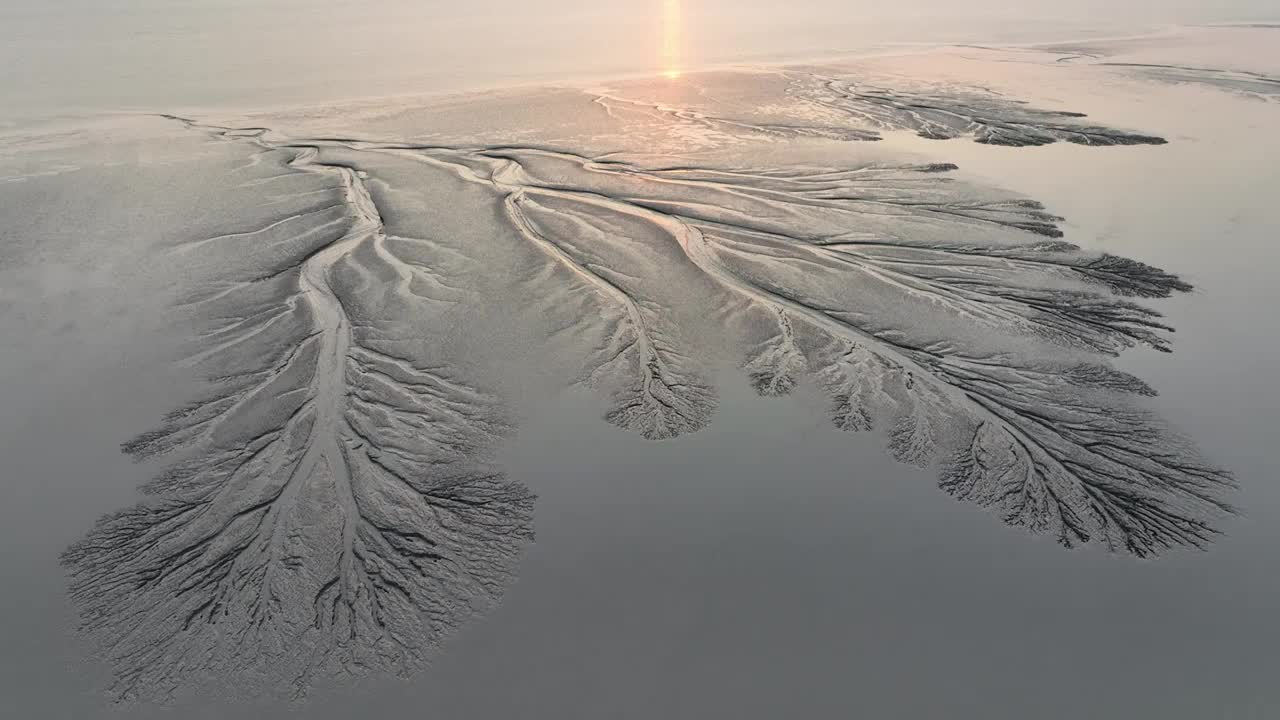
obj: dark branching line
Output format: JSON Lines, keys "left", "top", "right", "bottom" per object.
{"left": 64, "top": 99, "right": 1231, "bottom": 704}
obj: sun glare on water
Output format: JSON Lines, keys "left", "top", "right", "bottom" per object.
{"left": 662, "top": 0, "right": 683, "bottom": 79}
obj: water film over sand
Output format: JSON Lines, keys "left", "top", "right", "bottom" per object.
{"left": 1, "top": 25, "right": 1272, "bottom": 705}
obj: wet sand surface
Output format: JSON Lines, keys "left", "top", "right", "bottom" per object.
{"left": 2, "top": 20, "right": 1279, "bottom": 720}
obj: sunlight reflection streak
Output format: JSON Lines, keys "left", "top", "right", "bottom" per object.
{"left": 662, "top": 0, "right": 682, "bottom": 79}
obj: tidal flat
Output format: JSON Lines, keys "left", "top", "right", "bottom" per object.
{"left": 2, "top": 19, "right": 1279, "bottom": 720}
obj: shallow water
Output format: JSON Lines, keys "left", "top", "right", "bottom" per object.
{"left": 2, "top": 0, "right": 1276, "bottom": 122}
{"left": 2, "top": 8, "right": 1280, "bottom": 720}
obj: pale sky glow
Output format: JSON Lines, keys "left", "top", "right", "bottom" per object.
{"left": 2, "top": 0, "right": 1275, "bottom": 118}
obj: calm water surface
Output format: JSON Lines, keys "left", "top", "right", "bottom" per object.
{"left": 2, "top": 0, "right": 1276, "bottom": 121}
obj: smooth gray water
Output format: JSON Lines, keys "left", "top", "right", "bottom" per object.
{"left": 2, "top": 0, "right": 1277, "bottom": 121}
{"left": 2, "top": 4, "right": 1280, "bottom": 719}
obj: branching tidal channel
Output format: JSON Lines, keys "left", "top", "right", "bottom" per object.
{"left": 62, "top": 95, "right": 1232, "bottom": 703}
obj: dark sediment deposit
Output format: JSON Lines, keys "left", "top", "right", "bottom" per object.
{"left": 59, "top": 71, "right": 1232, "bottom": 702}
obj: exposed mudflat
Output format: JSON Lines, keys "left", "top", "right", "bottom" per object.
{"left": 2, "top": 21, "right": 1279, "bottom": 720}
